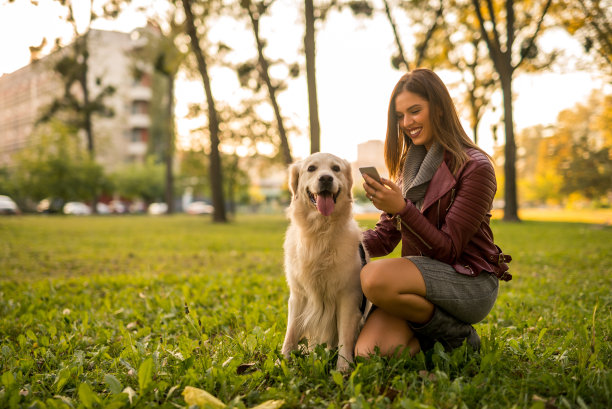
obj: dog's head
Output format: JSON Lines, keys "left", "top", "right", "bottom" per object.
{"left": 288, "top": 152, "right": 353, "bottom": 217}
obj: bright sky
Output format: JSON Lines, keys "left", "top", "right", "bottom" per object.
{"left": 1, "top": 0, "right": 608, "bottom": 162}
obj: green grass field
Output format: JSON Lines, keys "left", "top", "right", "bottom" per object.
{"left": 1, "top": 214, "right": 610, "bottom": 408}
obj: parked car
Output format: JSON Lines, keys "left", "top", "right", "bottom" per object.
{"left": 185, "top": 201, "right": 214, "bottom": 215}
{"left": 63, "top": 202, "right": 91, "bottom": 215}
{"left": 147, "top": 202, "right": 167, "bottom": 215}
{"left": 0, "top": 195, "right": 20, "bottom": 215}
{"left": 96, "top": 202, "right": 111, "bottom": 214}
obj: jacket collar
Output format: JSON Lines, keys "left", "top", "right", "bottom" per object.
{"left": 421, "top": 151, "right": 456, "bottom": 211}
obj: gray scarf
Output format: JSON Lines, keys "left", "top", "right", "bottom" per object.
{"left": 402, "top": 142, "right": 444, "bottom": 209}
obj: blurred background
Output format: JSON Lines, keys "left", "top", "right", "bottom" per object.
{"left": 0, "top": 0, "right": 610, "bottom": 222}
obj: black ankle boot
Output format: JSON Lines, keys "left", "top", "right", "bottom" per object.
{"left": 410, "top": 307, "right": 481, "bottom": 351}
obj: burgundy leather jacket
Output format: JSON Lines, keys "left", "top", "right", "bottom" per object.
{"left": 363, "top": 148, "right": 512, "bottom": 281}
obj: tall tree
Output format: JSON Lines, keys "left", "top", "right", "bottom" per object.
{"left": 304, "top": 0, "right": 321, "bottom": 153}
{"left": 302, "top": 0, "right": 373, "bottom": 154}
{"left": 36, "top": 0, "right": 117, "bottom": 213}
{"left": 182, "top": 0, "right": 227, "bottom": 222}
{"left": 241, "top": 0, "right": 293, "bottom": 165}
{"left": 135, "top": 17, "right": 185, "bottom": 214}
{"left": 471, "top": 0, "right": 553, "bottom": 221}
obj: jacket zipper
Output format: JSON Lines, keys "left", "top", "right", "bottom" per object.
{"left": 445, "top": 188, "right": 456, "bottom": 212}
{"left": 395, "top": 215, "right": 433, "bottom": 250}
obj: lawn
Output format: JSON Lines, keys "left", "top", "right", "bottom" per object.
{"left": 0, "top": 214, "right": 610, "bottom": 408}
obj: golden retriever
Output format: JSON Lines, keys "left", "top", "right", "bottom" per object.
{"left": 281, "top": 152, "right": 367, "bottom": 371}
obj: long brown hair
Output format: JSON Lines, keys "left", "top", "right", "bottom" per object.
{"left": 384, "top": 68, "right": 488, "bottom": 179}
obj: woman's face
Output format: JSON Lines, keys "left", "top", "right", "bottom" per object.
{"left": 394, "top": 90, "right": 434, "bottom": 150}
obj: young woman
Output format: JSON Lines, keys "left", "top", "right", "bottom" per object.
{"left": 356, "top": 69, "right": 512, "bottom": 357}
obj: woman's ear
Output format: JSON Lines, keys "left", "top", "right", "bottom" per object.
{"left": 288, "top": 161, "right": 301, "bottom": 199}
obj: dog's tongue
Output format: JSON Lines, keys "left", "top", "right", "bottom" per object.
{"left": 316, "top": 193, "right": 335, "bottom": 216}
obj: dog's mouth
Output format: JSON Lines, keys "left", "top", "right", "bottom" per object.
{"left": 307, "top": 188, "right": 340, "bottom": 217}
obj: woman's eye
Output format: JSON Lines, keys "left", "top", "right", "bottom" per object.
{"left": 307, "top": 165, "right": 316, "bottom": 172}
{"left": 332, "top": 165, "right": 340, "bottom": 172}
{"left": 411, "top": 109, "right": 421, "bottom": 115}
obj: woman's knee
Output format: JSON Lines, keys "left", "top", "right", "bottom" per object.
{"left": 360, "top": 261, "right": 391, "bottom": 305}
{"left": 360, "top": 258, "right": 425, "bottom": 306}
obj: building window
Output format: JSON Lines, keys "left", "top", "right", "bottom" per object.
{"left": 131, "top": 128, "right": 149, "bottom": 142}
{"left": 132, "top": 72, "right": 152, "bottom": 87}
{"left": 131, "top": 100, "right": 149, "bottom": 114}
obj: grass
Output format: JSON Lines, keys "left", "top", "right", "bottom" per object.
{"left": 0, "top": 214, "right": 610, "bottom": 409}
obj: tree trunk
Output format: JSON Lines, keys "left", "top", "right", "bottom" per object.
{"left": 304, "top": 0, "right": 320, "bottom": 154}
{"left": 79, "top": 33, "right": 98, "bottom": 214}
{"left": 500, "top": 73, "right": 519, "bottom": 221}
{"left": 182, "top": 0, "right": 227, "bottom": 223}
{"left": 246, "top": 5, "right": 293, "bottom": 165}
{"left": 165, "top": 74, "right": 175, "bottom": 214}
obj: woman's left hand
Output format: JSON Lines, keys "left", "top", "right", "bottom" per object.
{"left": 363, "top": 175, "right": 406, "bottom": 215}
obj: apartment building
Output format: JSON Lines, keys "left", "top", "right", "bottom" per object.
{"left": 0, "top": 28, "right": 156, "bottom": 171}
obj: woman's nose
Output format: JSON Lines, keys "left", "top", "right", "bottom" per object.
{"left": 402, "top": 115, "right": 412, "bottom": 128}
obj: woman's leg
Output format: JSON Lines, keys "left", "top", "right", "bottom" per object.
{"left": 354, "top": 308, "right": 420, "bottom": 357}
{"left": 355, "top": 258, "right": 433, "bottom": 357}
{"left": 360, "top": 258, "right": 434, "bottom": 323}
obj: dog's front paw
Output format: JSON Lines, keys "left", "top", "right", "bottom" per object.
{"left": 336, "top": 358, "right": 352, "bottom": 373}
{"left": 281, "top": 346, "right": 292, "bottom": 360}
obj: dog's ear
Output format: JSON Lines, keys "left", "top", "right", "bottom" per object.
{"left": 343, "top": 159, "right": 353, "bottom": 198}
{"left": 288, "top": 161, "right": 301, "bottom": 198}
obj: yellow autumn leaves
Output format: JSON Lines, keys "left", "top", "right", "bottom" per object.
{"left": 183, "top": 386, "right": 285, "bottom": 409}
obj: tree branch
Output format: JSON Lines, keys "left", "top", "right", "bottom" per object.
{"left": 415, "top": 0, "right": 444, "bottom": 68}
{"left": 514, "top": 0, "right": 552, "bottom": 70}
{"left": 383, "top": 0, "right": 409, "bottom": 70}
{"left": 485, "top": 0, "right": 502, "bottom": 52}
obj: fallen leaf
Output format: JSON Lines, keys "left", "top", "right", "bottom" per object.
{"left": 250, "top": 400, "right": 285, "bottom": 409}
{"left": 183, "top": 386, "right": 226, "bottom": 409}
{"left": 122, "top": 386, "right": 137, "bottom": 405}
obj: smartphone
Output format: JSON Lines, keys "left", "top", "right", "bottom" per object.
{"left": 359, "top": 166, "right": 382, "bottom": 184}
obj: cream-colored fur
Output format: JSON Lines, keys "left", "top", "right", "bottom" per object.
{"left": 281, "top": 152, "right": 367, "bottom": 372}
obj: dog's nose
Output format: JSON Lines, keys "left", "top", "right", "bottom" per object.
{"left": 319, "top": 174, "right": 333, "bottom": 189}
{"left": 319, "top": 175, "right": 333, "bottom": 184}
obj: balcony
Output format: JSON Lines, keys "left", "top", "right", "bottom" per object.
{"left": 129, "top": 113, "right": 150, "bottom": 128}
{"left": 129, "top": 85, "right": 152, "bottom": 101}
{"left": 127, "top": 141, "right": 147, "bottom": 156}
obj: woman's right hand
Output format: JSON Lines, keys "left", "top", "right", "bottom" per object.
{"left": 363, "top": 175, "right": 406, "bottom": 215}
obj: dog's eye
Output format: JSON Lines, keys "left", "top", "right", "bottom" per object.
{"left": 307, "top": 165, "right": 316, "bottom": 172}
{"left": 331, "top": 165, "right": 340, "bottom": 172}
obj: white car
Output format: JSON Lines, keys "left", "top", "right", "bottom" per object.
{"left": 0, "top": 195, "right": 19, "bottom": 215}
{"left": 148, "top": 202, "right": 168, "bottom": 215}
{"left": 185, "top": 201, "right": 214, "bottom": 215}
{"left": 63, "top": 202, "right": 92, "bottom": 215}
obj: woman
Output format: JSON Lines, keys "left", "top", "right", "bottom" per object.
{"left": 356, "top": 69, "right": 512, "bottom": 357}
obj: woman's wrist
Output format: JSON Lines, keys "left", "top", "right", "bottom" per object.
{"left": 390, "top": 198, "right": 408, "bottom": 215}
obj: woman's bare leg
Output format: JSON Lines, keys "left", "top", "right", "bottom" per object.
{"left": 355, "top": 258, "right": 433, "bottom": 357}
{"left": 354, "top": 308, "right": 420, "bottom": 357}
{"left": 360, "top": 258, "right": 434, "bottom": 323}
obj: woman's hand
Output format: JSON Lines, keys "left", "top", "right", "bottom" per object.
{"left": 363, "top": 175, "right": 406, "bottom": 215}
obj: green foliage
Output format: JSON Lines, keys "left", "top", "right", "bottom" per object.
{"left": 559, "top": 137, "right": 612, "bottom": 200}
{"left": 10, "top": 120, "right": 110, "bottom": 204}
{"left": 110, "top": 157, "right": 165, "bottom": 203}
{"left": 0, "top": 215, "right": 610, "bottom": 408}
